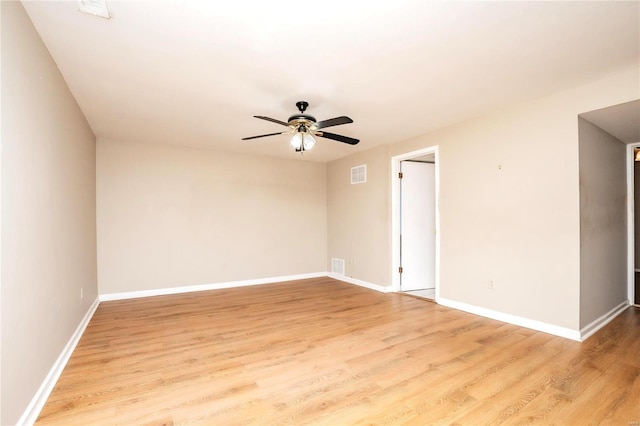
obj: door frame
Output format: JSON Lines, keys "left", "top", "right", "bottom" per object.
{"left": 627, "top": 142, "right": 640, "bottom": 306}
{"left": 391, "top": 146, "right": 440, "bottom": 297}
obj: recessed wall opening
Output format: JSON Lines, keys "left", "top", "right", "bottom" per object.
{"left": 579, "top": 99, "right": 640, "bottom": 314}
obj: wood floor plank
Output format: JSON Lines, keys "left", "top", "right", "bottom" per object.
{"left": 36, "top": 278, "right": 640, "bottom": 425}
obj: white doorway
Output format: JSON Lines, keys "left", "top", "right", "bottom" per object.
{"left": 391, "top": 146, "right": 440, "bottom": 300}
{"left": 400, "top": 160, "right": 436, "bottom": 293}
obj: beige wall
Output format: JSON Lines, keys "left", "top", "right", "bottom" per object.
{"left": 578, "top": 118, "right": 627, "bottom": 327}
{"left": 635, "top": 161, "right": 640, "bottom": 268}
{"left": 96, "top": 139, "right": 327, "bottom": 294}
{"left": 1, "top": 2, "right": 98, "bottom": 424}
{"left": 327, "top": 65, "right": 638, "bottom": 331}
{"left": 0, "top": 3, "right": 4, "bottom": 423}
{"left": 0, "top": 4, "right": 4, "bottom": 423}
{"left": 327, "top": 145, "right": 390, "bottom": 286}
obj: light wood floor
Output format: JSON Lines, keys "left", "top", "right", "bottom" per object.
{"left": 36, "top": 277, "right": 640, "bottom": 425}
{"left": 403, "top": 289, "right": 435, "bottom": 300}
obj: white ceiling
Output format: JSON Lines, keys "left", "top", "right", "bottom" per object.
{"left": 22, "top": 1, "right": 640, "bottom": 162}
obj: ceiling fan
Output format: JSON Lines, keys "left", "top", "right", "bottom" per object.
{"left": 242, "top": 101, "right": 359, "bottom": 152}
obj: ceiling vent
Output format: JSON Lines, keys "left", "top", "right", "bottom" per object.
{"left": 351, "top": 165, "right": 367, "bottom": 184}
{"left": 77, "top": 0, "right": 110, "bottom": 18}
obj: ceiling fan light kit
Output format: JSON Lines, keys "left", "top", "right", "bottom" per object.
{"left": 242, "top": 101, "right": 359, "bottom": 153}
{"left": 290, "top": 130, "right": 316, "bottom": 151}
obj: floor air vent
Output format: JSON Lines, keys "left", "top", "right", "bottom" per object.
{"left": 331, "top": 258, "right": 345, "bottom": 275}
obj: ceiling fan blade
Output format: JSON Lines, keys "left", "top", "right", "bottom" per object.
{"left": 242, "top": 131, "right": 288, "bottom": 140}
{"left": 316, "top": 116, "right": 353, "bottom": 129}
{"left": 319, "top": 131, "right": 360, "bottom": 145}
{"left": 254, "top": 116, "right": 290, "bottom": 127}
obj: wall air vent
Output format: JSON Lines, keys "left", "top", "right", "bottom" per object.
{"left": 331, "top": 258, "right": 345, "bottom": 275}
{"left": 78, "top": 0, "right": 110, "bottom": 18}
{"left": 351, "top": 164, "right": 367, "bottom": 184}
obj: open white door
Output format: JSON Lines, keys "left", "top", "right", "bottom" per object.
{"left": 400, "top": 161, "right": 436, "bottom": 291}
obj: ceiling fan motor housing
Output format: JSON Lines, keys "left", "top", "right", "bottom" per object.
{"left": 287, "top": 114, "right": 316, "bottom": 125}
{"left": 288, "top": 100, "right": 315, "bottom": 126}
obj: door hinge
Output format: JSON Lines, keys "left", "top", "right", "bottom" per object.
{"left": 398, "top": 172, "right": 403, "bottom": 179}
{"left": 399, "top": 266, "right": 403, "bottom": 274}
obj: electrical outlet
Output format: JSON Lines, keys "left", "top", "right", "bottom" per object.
{"left": 488, "top": 280, "right": 495, "bottom": 290}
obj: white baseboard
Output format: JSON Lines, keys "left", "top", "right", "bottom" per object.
{"left": 99, "top": 272, "right": 328, "bottom": 302}
{"left": 18, "top": 297, "right": 100, "bottom": 426}
{"left": 437, "top": 296, "right": 582, "bottom": 341}
{"left": 327, "top": 273, "right": 392, "bottom": 293}
{"left": 580, "top": 300, "right": 629, "bottom": 341}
